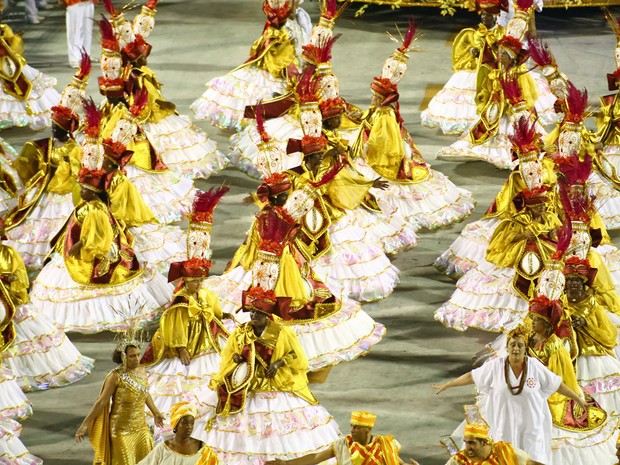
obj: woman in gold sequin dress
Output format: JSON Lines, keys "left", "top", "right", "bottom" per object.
{"left": 75, "top": 344, "right": 165, "bottom": 465}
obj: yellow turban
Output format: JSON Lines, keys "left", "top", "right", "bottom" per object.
{"left": 350, "top": 411, "right": 376, "bottom": 428}
{"left": 170, "top": 401, "right": 197, "bottom": 430}
{"left": 463, "top": 422, "right": 490, "bottom": 440}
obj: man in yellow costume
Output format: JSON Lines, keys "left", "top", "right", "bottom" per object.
{"left": 446, "top": 422, "right": 531, "bottom": 465}
{"left": 266, "top": 411, "right": 420, "bottom": 465}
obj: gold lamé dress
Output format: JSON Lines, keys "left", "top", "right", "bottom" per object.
{"left": 89, "top": 367, "right": 154, "bottom": 465}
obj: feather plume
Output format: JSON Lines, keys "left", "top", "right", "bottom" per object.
{"left": 603, "top": 7, "right": 620, "bottom": 40}
{"left": 515, "top": 0, "right": 533, "bottom": 10}
{"left": 82, "top": 97, "right": 102, "bottom": 136}
{"left": 192, "top": 186, "right": 230, "bottom": 218}
{"left": 145, "top": 0, "right": 158, "bottom": 9}
{"left": 499, "top": 74, "right": 523, "bottom": 105}
{"left": 552, "top": 223, "right": 573, "bottom": 259}
{"left": 565, "top": 81, "right": 588, "bottom": 122}
{"left": 509, "top": 116, "right": 537, "bottom": 150}
{"left": 309, "top": 161, "right": 343, "bottom": 188}
{"left": 76, "top": 50, "right": 92, "bottom": 80}
{"left": 318, "top": 33, "right": 341, "bottom": 63}
{"left": 398, "top": 17, "right": 416, "bottom": 53}
{"left": 296, "top": 67, "right": 318, "bottom": 103}
{"left": 526, "top": 35, "right": 554, "bottom": 67}
{"left": 556, "top": 153, "right": 592, "bottom": 186}
{"left": 103, "top": 0, "right": 118, "bottom": 16}
{"left": 130, "top": 86, "right": 148, "bottom": 117}
{"left": 256, "top": 102, "right": 271, "bottom": 144}
{"left": 99, "top": 16, "right": 119, "bottom": 50}
{"left": 323, "top": 0, "right": 337, "bottom": 19}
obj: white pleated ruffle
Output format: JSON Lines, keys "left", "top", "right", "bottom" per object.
{"left": 0, "top": 367, "right": 31, "bottom": 421}
{"left": 141, "top": 114, "right": 227, "bottom": 179}
{"left": 191, "top": 66, "right": 288, "bottom": 132}
{"left": 577, "top": 355, "right": 620, "bottom": 414}
{"left": 588, "top": 170, "right": 620, "bottom": 231}
{"left": 0, "top": 418, "right": 42, "bottom": 465}
{"left": 31, "top": 253, "right": 173, "bottom": 333}
{"left": 124, "top": 165, "right": 195, "bottom": 224}
{"left": 0, "top": 65, "right": 60, "bottom": 131}
{"left": 5, "top": 191, "right": 73, "bottom": 271}
{"left": 420, "top": 70, "right": 478, "bottom": 136}
{"left": 434, "top": 264, "right": 528, "bottom": 332}
{"left": 192, "top": 391, "right": 340, "bottom": 465}
{"left": 3, "top": 302, "right": 94, "bottom": 391}
{"left": 132, "top": 223, "right": 187, "bottom": 275}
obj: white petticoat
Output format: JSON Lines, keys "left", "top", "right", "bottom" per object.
{"left": 5, "top": 191, "right": 73, "bottom": 271}
{"left": 191, "top": 66, "right": 288, "bottom": 132}
{"left": 30, "top": 253, "right": 173, "bottom": 333}
{"left": 577, "top": 355, "right": 620, "bottom": 414}
{"left": 124, "top": 165, "right": 195, "bottom": 224}
{"left": 192, "top": 391, "right": 340, "bottom": 465}
{"left": 141, "top": 114, "right": 227, "bottom": 179}
{"left": 2, "top": 302, "right": 94, "bottom": 391}
{"left": 421, "top": 70, "right": 478, "bottom": 136}
{"left": 434, "top": 262, "right": 528, "bottom": 332}
{"left": 0, "top": 65, "right": 60, "bottom": 131}
{"left": 588, "top": 170, "right": 620, "bottom": 231}
{"left": 0, "top": 367, "right": 31, "bottom": 421}
{"left": 0, "top": 418, "right": 42, "bottom": 465}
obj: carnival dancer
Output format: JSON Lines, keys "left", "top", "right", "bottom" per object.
{"left": 75, "top": 336, "right": 165, "bottom": 465}
{"left": 435, "top": 118, "right": 561, "bottom": 332}
{"left": 421, "top": 2, "right": 505, "bottom": 135}
{"left": 4, "top": 54, "right": 90, "bottom": 271}
{"left": 143, "top": 188, "right": 234, "bottom": 418}
{"left": 205, "top": 174, "right": 385, "bottom": 374}
{"left": 97, "top": 26, "right": 195, "bottom": 226}
{"left": 351, "top": 19, "right": 475, "bottom": 233}
{"left": 436, "top": 0, "right": 551, "bottom": 169}
{"left": 434, "top": 326, "right": 588, "bottom": 465}
{"left": 99, "top": 90, "right": 187, "bottom": 275}
{"left": 192, "top": 285, "right": 341, "bottom": 465}
{"left": 443, "top": 416, "right": 530, "bottom": 465}
{"left": 0, "top": 216, "right": 94, "bottom": 391}
{"left": 103, "top": 1, "right": 227, "bottom": 179}
{"left": 137, "top": 401, "right": 219, "bottom": 465}
{"left": 266, "top": 411, "right": 420, "bottom": 465}
{"left": 191, "top": 0, "right": 313, "bottom": 131}
{"left": 0, "top": 13, "right": 60, "bottom": 130}
{"left": 30, "top": 103, "right": 172, "bottom": 333}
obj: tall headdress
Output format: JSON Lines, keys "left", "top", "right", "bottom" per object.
{"left": 133, "top": 0, "right": 158, "bottom": 39}
{"left": 533, "top": 223, "right": 571, "bottom": 305}
{"left": 510, "top": 116, "right": 543, "bottom": 191}
{"left": 557, "top": 82, "right": 588, "bottom": 158}
{"left": 78, "top": 98, "right": 106, "bottom": 192}
{"left": 255, "top": 103, "right": 284, "bottom": 176}
{"left": 113, "top": 298, "right": 148, "bottom": 354}
{"left": 504, "top": 0, "right": 534, "bottom": 41}
{"left": 603, "top": 8, "right": 620, "bottom": 69}
{"left": 304, "top": 0, "right": 350, "bottom": 53}
{"left": 104, "top": 0, "right": 136, "bottom": 49}
{"left": 167, "top": 187, "right": 229, "bottom": 282}
{"left": 262, "top": 0, "right": 292, "bottom": 29}
{"left": 53, "top": 51, "right": 92, "bottom": 133}
{"left": 526, "top": 35, "right": 567, "bottom": 99}
{"left": 98, "top": 16, "right": 126, "bottom": 99}
{"left": 296, "top": 69, "right": 328, "bottom": 156}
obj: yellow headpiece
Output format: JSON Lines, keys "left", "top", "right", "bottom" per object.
{"left": 350, "top": 411, "right": 376, "bottom": 428}
{"left": 463, "top": 423, "right": 489, "bottom": 440}
{"left": 170, "top": 401, "right": 197, "bottom": 430}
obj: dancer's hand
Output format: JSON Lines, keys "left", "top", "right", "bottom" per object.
{"left": 372, "top": 179, "right": 388, "bottom": 190}
{"left": 178, "top": 347, "right": 191, "bottom": 366}
{"left": 432, "top": 383, "right": 449, "bottom": 395}
{"left": 75, "top": 424, "right": 87, "bottom": 443}
{"left": 154, "top": 412, "right": 165, "bottom": 428}
{"left": 265, "top": 360, "right": 285, "bottom": 378}
{"left": 233, "top": 353, "right": 244, "bottom": 364}
{"left": 69, "top": 240, "right": 82, "bottom": 258}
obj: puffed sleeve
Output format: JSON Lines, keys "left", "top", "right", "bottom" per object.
{"left": 531, "top": 357, "right": 562, "bottom": 399}
{"left": 472, "top": 357, "right": 497, "bottom": 395}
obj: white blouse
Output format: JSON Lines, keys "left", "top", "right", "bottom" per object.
{"left": 138, "top": 442, "right": 210, "bottom": 465}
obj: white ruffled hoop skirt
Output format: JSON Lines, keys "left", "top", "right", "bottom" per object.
{"left": 5, "top": 191, "right": 74, "bottom": 271}
{"left": 420, "top": 70, "right": 478, "bottom": 136}
{"left": 2, "top": 302, "right": 94, "bottom": 391}
{"left": 0, "top": 418, "right": 42, "bottom": 465}
{"left": 0, "top": 65, "right": 60, "bottom": 131}
{"left": 0, "top": 367, "right": 31, "bottom": 421}
{"left": 131, "top": 223, "right": 187, "bottom": 275}
{"left": 577, "top": 355, "right": 620, "bottom": 414}
{"left": 588, "top": 169, "right": 620, "bottom": 231}
{"left": 31, "top": 253, "right": 173, "bottom": 333}
{"left": 141, "top": 114, "right": 227, "bottom": 179}
{"left": 192, "top": 391, "right": 340, "bottom": 465}
{"left": 434, "top": 262, "right": 528, "bottom": 333}
{"left": 125, "top": 165, "right": 195, "bottom": 224}
{"left": 191, "top": 66, "right": 288, "bottom": 132}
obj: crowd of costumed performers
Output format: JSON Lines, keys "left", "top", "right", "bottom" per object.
{"left": 3, "top": 0, "right": 620, "bottom": 464}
